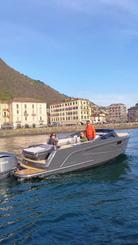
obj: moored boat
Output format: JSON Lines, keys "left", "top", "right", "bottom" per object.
{"left": 0, "top": 152, "right": 18, "bottom": 179}
{"left": 14, "top": 129, "right": 129, "bottom": 181}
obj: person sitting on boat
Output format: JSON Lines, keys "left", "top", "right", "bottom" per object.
{"left": 85, "top": 120, "right": 96, "bottom": 141}
{"left": 47, "top": 132, "right": 58, "bottom": 147}
{"left": 80, "top": 131, "right": 88, "bottom": 142}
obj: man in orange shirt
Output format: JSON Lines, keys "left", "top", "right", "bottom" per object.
{"left": 85, "top": 120, "right": 96, "bottom": 141}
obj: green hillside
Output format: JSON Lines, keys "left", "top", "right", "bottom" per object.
{"left": 0, "top": 59, "right": 66, "bottom": 105}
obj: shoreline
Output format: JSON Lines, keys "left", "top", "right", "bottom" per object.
{"left": 0, "top": 122, "right": 138, "bottom": 138}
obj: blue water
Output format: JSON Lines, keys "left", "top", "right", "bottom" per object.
{"left": 0, "top": 129, "right": 138, "bottom": 245}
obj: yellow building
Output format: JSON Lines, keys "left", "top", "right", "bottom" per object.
{"left": 50, "top": 98, "right": 91, "bottom": 126}
{"left": 0, "top": 98, "right": 47, "bottom": 128}
{"left": 0, "top": 101, "right": 11, "bottom": 128}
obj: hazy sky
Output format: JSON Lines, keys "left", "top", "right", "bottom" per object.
{"left": 0, "top": 0, "right": 138, "bottom": 107}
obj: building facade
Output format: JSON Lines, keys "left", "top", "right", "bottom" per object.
{"left": 90, "top": 105, "right": 108, "bottom": 124}
{"left": 0, "top": 98, "right": 47, "bottom": 128}
{"left": 128, "top": 103, "right": 138, "bottom": 122}
{"left": 91, "top": 111, "right": 107, "bottom": 124}
{"left": 0, "top": 101, "right": 11, "bottom": 128}
{"left": 50, "top": 98, "right": 91, "bottom": 126}
{"left": 107, "top": 103, "right": 127, "bottom": 123}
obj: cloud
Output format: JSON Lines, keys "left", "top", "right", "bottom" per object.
{"left": 74, "top": 89, "right": 137, "bottom": 107}
{"left": 120, "top": 29, "right": 138, "bottom": 39}
{"left": 89, "top": 93, "right": 138, "bottom": 107}
{"left": 51, "top": 0, "right": 138, "bottom": 40}
{"left": 52, "top": 0, "right": 138, "bottom": 16}
{"left": 100, "top": 0, "right": 138, "bottom": 15}
{"left": 0, "top": 19, "right": 58, "bottom": 48}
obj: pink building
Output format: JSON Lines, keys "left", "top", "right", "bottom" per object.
{"left": 107, "top": 103, "right": 127, "bottom": 123}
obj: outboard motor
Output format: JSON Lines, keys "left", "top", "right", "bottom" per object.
{"left": 0, "top": 152, "right": 18, "bottom": 179}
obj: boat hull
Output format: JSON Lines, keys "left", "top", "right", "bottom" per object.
{"left": 15, "top": 132, "right": 129, "bottom": 180}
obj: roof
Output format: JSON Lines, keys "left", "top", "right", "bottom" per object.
{"left": 11, "top": 97, "right": 47, "bottom": 103}
{"left": 50, "top": 98, "right": 90, "bottom": 106}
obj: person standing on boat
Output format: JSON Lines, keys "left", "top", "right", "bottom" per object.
{"left": 85, "top": 120, "right": 96, "bottom": 141}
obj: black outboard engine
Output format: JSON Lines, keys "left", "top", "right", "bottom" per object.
{"left": 0, "top": 152, "right": 18, "bottom": 179}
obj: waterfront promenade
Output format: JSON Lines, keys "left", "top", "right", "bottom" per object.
{"left": 0, "top": 122, "right": 138, "bottom": 138}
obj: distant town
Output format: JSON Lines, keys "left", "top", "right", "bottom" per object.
{"left": 0, "top": 97, "right": 138, "bottom": 129}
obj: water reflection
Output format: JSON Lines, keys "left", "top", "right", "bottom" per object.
{"left": 0, "top": 129, "right": 137, "bottom": 245}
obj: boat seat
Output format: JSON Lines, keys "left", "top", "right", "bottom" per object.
{"left": 23, "top": 157, "right": 46, "bottom": 164}
{"left": 58, "top": 136, "right": 80, "bottom": 146}
{"left": 58, "top": 137, "right": 73, "bottom": 146}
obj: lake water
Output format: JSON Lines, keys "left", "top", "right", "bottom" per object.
{"left": 0, "top": 129, "right": 138, "bottom": 245}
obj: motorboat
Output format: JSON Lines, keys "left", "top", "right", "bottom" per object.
{"left": 14, "top": 129, "right": 129, "bottom": 181}
{"left": 0, "top": 152, "right": 18, "bottom": 179}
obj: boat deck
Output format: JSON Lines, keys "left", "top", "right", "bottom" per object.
{"left": 23, "top": 157, "right": 46, "bottom": 164}
{"left": 117, "top": 132, "right": 129, "bottom": 137}
{"left": 15, "top": 168, "right": 45, "bottom": 176}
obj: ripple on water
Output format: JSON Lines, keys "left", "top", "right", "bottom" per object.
{"left": 0, "top": 129, "right": 138, "bottom": 244}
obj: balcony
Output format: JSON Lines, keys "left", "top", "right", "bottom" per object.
{"left": 3, "top": 114, "right": 9, "bottom": 118}
{"left": 3, "top": 109, "right": 9, "bottom": 112}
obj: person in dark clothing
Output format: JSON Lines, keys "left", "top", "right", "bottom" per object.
{"left": 47, "top": 133, "right": 58, "bottom": 146}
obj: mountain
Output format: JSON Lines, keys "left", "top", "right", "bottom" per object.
{"left": 0, "top": 58, "right": 67, "bottom": 105}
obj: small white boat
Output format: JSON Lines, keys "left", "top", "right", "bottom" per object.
{"left": 14, "top": 129, "right": 129, "bottom": 181}
{"left": 0, "top": 152, "right": 18, "bottom": 179}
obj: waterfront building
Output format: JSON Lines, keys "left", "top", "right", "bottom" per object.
{"left": 128, "top": 103, "right": 138, "bottom": 122}
{"left": 0, "top": 101, "right": 11, "bottom": 128}
{"left": 50, "top": 98, "right": 91, "bottom": 126}
{"left": 107, "top": 103, "right": 127, "bottom": 123}
{"left": 91, "top": 111, "right": 107, "bottom": 124}
{"left": 90, "top": 104, "right": 108, "bottom": 124}
{"left": 0, "top": 98, "right": 47, "bottom": 128}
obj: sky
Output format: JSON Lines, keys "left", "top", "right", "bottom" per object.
{"left": 0, "top": 0, "right": 138, "bottom": 108}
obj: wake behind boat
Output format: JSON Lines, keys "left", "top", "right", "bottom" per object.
{"left": 14, "top": 129, "right": 129, "bottom": 181}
